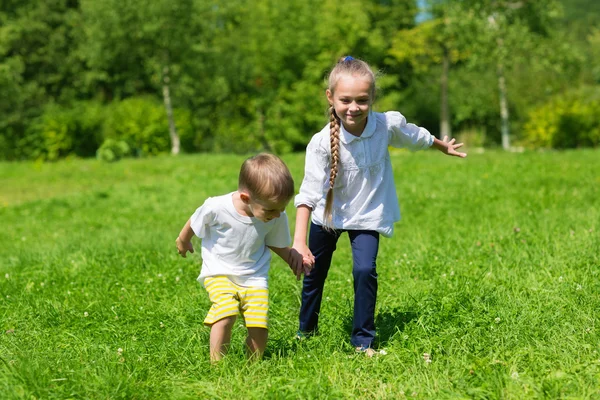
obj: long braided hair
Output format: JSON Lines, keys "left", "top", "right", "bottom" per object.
{"left": 322, "top": 56, "right": 376, "bottom": 228}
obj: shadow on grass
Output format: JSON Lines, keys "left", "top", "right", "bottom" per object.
{"left": 263, "top": 308, "right": 418, "bottom": 359}
{"left": 374, "top": 308, "right": 418, "bottom": 347}
{"left": 341, "top": 307, "right": 418, "bottom": 348}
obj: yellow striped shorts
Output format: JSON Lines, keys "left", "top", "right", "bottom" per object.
{"left": 203, "top": 276, "right": 269, "bottom": 329}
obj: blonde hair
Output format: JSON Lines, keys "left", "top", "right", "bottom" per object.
{"left": 239, "top": 153, "right": 295, "bottom": 203}
{"left": 322, "top": 57, "right": 376, "bottom": 228}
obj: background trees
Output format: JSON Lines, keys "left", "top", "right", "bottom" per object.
{"left": 0, "top": 0, "right": 598, "bottom": 160}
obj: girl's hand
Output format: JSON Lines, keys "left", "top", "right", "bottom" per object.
{"left": 435, "top": 136, "right": 467, "bottom": 158}
{"left": 176, "top": 237, "right": 194, "bottom": 257}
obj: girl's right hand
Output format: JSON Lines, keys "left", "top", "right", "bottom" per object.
{"left": 176, "top": 237, "right": 194, "bottom": 258}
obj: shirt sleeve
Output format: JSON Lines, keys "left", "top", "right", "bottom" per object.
{"left": 386, "top": 111, "right": 434, "bottom": 151}
{"left": 294, "top": 135, "right": 329, "bottom": 209}
{"left": 189, "top": 199, "right": 216, "bottom": 238}
{"left": 265, "top": 212, "right": 291, "bottom": 248}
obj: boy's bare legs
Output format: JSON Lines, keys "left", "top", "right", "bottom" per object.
{"left": 209, "top": 316, "right": 236, "bottom": 362}
{"left": 246, "top": 327, "right": 268, "bottom": 360}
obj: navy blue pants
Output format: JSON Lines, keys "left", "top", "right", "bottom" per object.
{"left": 299, "top": 223, "right": 379, "bottom": 348}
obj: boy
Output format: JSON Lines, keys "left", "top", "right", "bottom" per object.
{"left": 176, "top": 153, "right": 313, "bottom": 361}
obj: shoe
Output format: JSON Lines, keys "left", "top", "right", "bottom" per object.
{"left": 355, "top": 345, "right": 377, "bottom": 357}
{"left": 295, "top": 330, "right": 307, "bottom": 340}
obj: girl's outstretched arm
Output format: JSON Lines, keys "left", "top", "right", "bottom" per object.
{"left": 292, "top": 205, "right": 315, "bottom": 266}
{"left": 432, "top": 136, "right": 467, "bottom": 158}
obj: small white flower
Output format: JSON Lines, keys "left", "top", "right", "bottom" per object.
{"left": 4, "top": 274, "right": 8, "bottom": 279}
{"left": 84, "top": 312, "right": 89, "bottom": 317}
{"left": 175, "top": 276, "right": 180, "bottom": 282}
{"left": 576, "top": 284, "right": 582, "bottom": 291}
{"left": 40, "top": 282, "right": 45, "bottom": 287}
{"left": 495, "top": 317, "right": 501, "bottom": 324}
{"left": 441, "top": 273, "right": 447, "bottom": 278}
{"left": 558, "top": 276, "right": 564, "bottom": 282}
{"left": 160, "top": 322, "right": 165, "bottom": 328}
{"left": 117, "top": 348, "right": 123, "bottom": 354}
{"left": 511, "top": 371, "right": 519, "bottom": 380}
{"left": 379, "top": 349, "right": 388, "bottom": 355}
{"left": 158, "top": 273, "right": 163, "bottom": 278}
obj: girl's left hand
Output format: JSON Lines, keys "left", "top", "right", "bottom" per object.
{"left": 437, "top": 136, "right": 467, "bottom": 158}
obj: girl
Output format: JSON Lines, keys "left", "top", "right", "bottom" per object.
{"left": 292, "top": 56, "right": 466, "bottom": 356}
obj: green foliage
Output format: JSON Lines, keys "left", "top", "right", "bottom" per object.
{"left": 103, "top": 97, "right": 179, "bottom": 156}
{"left": 523, "top": 87, "right": 600, "bottom": 148}
{"left": 2, "top": 0, "right": 600, "bottom": 159}
{"left": 96, "top": 139, "right": 130, "bottom": 162}
{"left": 20, "top": 102, "right": 104, "bottom": 161}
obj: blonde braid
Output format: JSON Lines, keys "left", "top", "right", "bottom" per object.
{"left": 323, "top": 106, "right": 340, "bottom": 228}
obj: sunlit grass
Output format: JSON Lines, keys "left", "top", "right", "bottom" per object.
{"left": 1, "top": 149, "right": 599, "bottom": 399}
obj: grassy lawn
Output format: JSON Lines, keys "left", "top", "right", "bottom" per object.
{"left": 0, "top": 149, "right": 599, "bottom": 399}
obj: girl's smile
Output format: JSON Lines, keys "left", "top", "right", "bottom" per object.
{"left": 327, "top": 75, "right": 373, "bottom": 136}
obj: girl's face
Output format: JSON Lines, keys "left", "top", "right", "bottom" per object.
{"left": 327, "top": 75, "right": 373, "bottom": 136}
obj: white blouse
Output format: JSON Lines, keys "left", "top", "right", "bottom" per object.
{"left": 294, "top": 111, "right": 434, "bottom": 237}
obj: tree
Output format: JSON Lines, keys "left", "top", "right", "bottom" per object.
{"left": 80, "top": 0, "right": 205, "bottom": 154}
{"left": 452, "top": 0, "right": 564, "bottom": 149}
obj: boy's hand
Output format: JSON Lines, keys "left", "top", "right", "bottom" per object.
{"left": 176, "top": 237, "right": 194, "bottom": 258}
{"left": 287, "top": 248, "right": 314, "bottom": 280}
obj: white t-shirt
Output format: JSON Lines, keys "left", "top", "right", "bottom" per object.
{"left": 190, "top": 192, "right": 291, "bottom": 288}
{"left": 294, "top": 111, "right": 434, "bottom": 237}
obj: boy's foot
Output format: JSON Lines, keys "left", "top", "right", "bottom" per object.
{"left": 295, "top": 330, "right": 308, "bottom": 340}
{"left": 355, "top": 345, "right": 377, "bottom": 358}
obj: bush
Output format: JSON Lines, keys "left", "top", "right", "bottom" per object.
{"left": 522, "top": 87, "right": 600, "bottom": 149}
{"left": 103, "top": 97, "right": 171, "bottom": 156}
{"left": 20, "top": 102, "right": 104, "bottom": 161}
{"left": 96, "top": 139, "right": 130, "bottom": 162}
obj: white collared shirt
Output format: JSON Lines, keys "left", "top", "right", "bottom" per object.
{"left": 294, "top": 111, "right": 434, "bottom": 237}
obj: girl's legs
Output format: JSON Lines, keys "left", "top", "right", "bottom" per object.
{"left": 246, "top": 327, "right": 268, "bottom": 360}
{"left": 299, "top": 223, "right": 341, "bottom": 334}
{"left": 209, "top": 315, "right": 237, "bottom": 362}
{"left": 348, "top": 230, "right": 379, "bottom": 348}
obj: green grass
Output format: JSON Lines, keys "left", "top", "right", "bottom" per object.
{"left": 1, "top": 149, "right": 599, "bottom": 399}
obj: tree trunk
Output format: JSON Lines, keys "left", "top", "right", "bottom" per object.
{"left": 440, "top": 45, "right": 451, "bottom": 139}
{"left": 162, "top": 66, "right": 180, "bottom": 155}
{"left": 497, "top": 60, "right": 510, "bottom": 150}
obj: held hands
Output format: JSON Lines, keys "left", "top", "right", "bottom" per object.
{"left": 287, "top": 246, "right": 315, "bottom": 281}
{"left": 436, "top": 136, "right": 467, "bottom": 158}
{"left": 176, "top": 236, "right": 194, "bottom": 258}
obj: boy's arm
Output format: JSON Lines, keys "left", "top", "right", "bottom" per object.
{"left": 176, "top": 219, "right": 195, "bottom": 258}
{"left": 268, "top": 246, "right": 312, "bottom": 281}
{"left": 432, "top": 136, "right": 467, "bottom": 158}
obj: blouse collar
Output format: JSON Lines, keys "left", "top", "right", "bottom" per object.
{"left": 340, "top": 111, "right": 375, "bottom": 144}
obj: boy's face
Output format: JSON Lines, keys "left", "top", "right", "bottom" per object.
{"left": 243, "top": 194, "right": 289, "bottom": 222}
